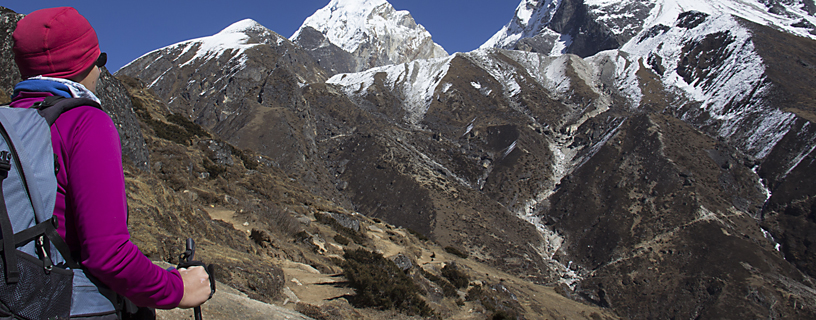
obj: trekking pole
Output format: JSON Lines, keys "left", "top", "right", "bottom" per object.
{"left": 181, "top": 238, "right": 203, "bottom": 320}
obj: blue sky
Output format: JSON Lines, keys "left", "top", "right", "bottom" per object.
{"left": 5, "top": 1, "right": 518, "bottom": 72}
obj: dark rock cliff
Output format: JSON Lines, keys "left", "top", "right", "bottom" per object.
{"left": 292, "top": 26, "right": 358, "bottom": 75}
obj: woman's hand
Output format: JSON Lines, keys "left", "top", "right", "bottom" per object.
{"left": 177, "top": 266, "right": 211, "bottom": 308}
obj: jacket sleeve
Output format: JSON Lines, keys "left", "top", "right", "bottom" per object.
{"left": 57, "top": 107, "right": 184, "bottom": 309}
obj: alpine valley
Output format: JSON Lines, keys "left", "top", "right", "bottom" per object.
{"left": 2, "top": 0, "right": 816, "bottom": 319}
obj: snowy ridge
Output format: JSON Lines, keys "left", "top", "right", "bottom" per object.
{"left": 327, "top": 55, "right": 453, "bottom": 126}
{"left": 292, "top": 0, "right": 447, "bottom": 61}
{"left": 324, "top": 48, "right": 611, "bottom": 128}
{"left": 177, "top": 19, "right": 272, "bottom": 68}
{"left": 630, "top": 0, "right": 816, "bottom": 40}
{"left": 486, "top": 0, "right": 816, "bottom": 53}
{"left": 122, "top": 19, "right": 272, "bottom": 73}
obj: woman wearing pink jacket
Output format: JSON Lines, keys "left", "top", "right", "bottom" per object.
{"left": 10, "top": 7, "right": 211, "bottom": 319}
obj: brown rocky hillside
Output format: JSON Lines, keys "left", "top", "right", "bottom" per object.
{"left": 119, "top": 74, "right": 619, "bottom": 319}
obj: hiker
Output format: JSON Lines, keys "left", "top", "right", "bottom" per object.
{"left": 9, "top": 7, "right": 211, "bottom": 318}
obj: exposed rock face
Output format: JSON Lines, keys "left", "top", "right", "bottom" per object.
{"left": 0, "top": 7, "right": 22, "bottom": 103}
{"left": 290, "top": 26, "right": 358, "bottom": 75}
{"left": 482, "top": 0, "right": 652, "bottom": 57}
{"left": 97, "top": 69, "right": 150, "bottom": 170}
{"left": 290, "top": 0, "right": 448, "bottom": 73}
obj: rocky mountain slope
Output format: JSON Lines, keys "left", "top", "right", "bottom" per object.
{"left": 8, "top": 0, "right": 816, "bottom": 318}
{"left": 483, "top": 0, "right": 816, "bottom": 57}
{"left": 1, "top": 6, "right": 618, "bottom": 319}
{"left": 290, "top": 0, "right": 448, "bottom": 74}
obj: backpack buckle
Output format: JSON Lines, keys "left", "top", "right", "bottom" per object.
{"left": 0, "top": 151, "right": 10, "bottom": 175}
{"left": 35, "top": 235, "right": 54, "bottom": 274}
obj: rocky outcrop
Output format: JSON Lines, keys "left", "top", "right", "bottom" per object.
{"left": 482, "top": 0, "right": 652, "bottom": 57}
{"left": 97, "top": 69, "right": 150, "bottom": 171}
{"left": 290, "top": 26, "right": 358, "bottom": 75}
{"left": 0, "top": 7, "right": 22, "bottom": 103}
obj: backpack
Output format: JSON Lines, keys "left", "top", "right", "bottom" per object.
{"left": 0, "top": 96, "right": 97, "bottom": 320}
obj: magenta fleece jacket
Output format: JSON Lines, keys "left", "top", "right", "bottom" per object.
{"left": 11, "top": 92, "right": 184, "bottom": 309}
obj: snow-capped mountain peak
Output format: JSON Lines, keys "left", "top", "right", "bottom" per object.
{"left": 481, "top": 0, "right": 562, "bottom": 50}
{"left": 291, "top": 0, "right": 447, "bottom": 72}
{"left": 294, "top": 0, "right": 390, "bottom": 53}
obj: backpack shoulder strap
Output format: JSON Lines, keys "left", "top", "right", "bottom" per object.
{"left": 35, "top": 96, "right": 102, "bottom": 126}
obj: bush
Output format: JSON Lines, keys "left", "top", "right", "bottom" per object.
{"left": 334, "top": 234, "right": 350, "bottom": 246}
{"left": 342, "top": 249, "right": 433, "bottom": 316}
{"left": 465, "top": 284, "right": 522, "bottom": 320}
{"left": 444, "top": 246, "right": 468, "bottom": 259}
{"left": 406, "top": 228, "right": 429, "bottom": 241}
{"left": 441, "top": 264, "right": 470, "bottom": 289}
{"left": 295, "top": 303, "right": 329, "bottom": 320}
{"left": 132, "top": 99, "right": 211, "bottom": 146}
{"left": 419, "top": 268, "right": 458, "bottom": 298}
{"left": 492, "top": 310, "right": 515, "bottom": 320}
{"left": 315, "top": 212, "right": 365, "bottom": 245}
{"left": 166, "top": 113, "right": 210, "bottom": 138}
{"left": 202, "top": 158, "right": 226, "bottom": 179}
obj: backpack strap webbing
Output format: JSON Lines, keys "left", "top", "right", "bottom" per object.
{"left": 35, "top": 95, "right": 102, "bottom": 125}
{"left": 0, "top": 155, "right": 19, "bottom": 283}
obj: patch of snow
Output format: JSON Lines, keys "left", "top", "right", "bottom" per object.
{"left": 326, "top": 55, "right": 454, "bottom": 126}
{"left": 781, "top": 121, "right": 816, "bottom": 179}
{"left": 761, "top": 228, "right": 782, "bottom": 252}
{"left": 463, "top": 118, "right": 476, "bottom": 136}
{"left": 550, "top": 34, "right": 572, "bottom": 56}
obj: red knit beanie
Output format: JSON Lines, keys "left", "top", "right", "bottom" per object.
{"left": 12, "top": 7, "right": 101, "bottom": 79}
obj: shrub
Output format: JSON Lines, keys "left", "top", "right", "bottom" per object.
{"left": 444, "top": 246, "right": 468, "bottom": 259}
{"left": 334, "top": 234, "right": 350, "bottom": 246}
{"left": 166, "top": 113, "right": 210, "bottom": 138}
{"left": 315, "top": 212, "right": 365, "bottom": 245}
{"left": 342, "top": 249, "right": 433, "bottom": 316}
{"left": 202, "top": 158, "right": 226, "bottom": 179}
{"left": 419, "top": 268, "right": 458, "bottom": 298}
{"left": 465, "top": 284, "right": 522, "bottom": 320}
{"left": 406, "top": 228, "right": 429, "bottom": 241}
{"left": 441, "top": 264, "right": 470, "bottom": 289}
{"left": 492, "top": 310, "right": 515, "bottom": 320}
{"left": 295, "top": 303, "right": 328, "bottom": 320}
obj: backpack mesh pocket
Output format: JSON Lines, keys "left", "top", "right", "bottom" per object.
{"left": 0, "top": 250, "right": 72, "bottom": 320}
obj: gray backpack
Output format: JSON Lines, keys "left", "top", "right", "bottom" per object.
{"left": 0, "top": 96, "right": 96, "bottom": 320}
